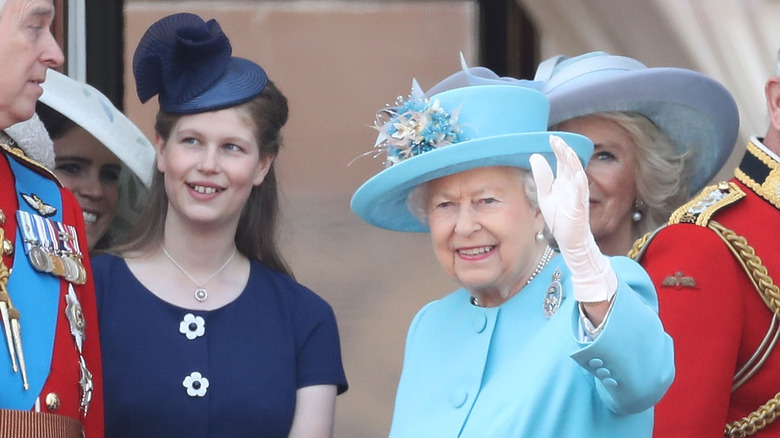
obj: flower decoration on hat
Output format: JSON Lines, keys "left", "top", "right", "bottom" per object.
{"left": 374, "top": 79, "right": 464, "bottom": 166}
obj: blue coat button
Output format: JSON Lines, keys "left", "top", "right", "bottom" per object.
{"left": 602, "top": 378, "right": 618, "bottom": 388}
{"left": 449, "top": 389, "right": 468, "bottom": 408}
{"left": 595, "top": 367, "right": 611, "bottom": 379}
{"left": 473, "top": 314, "right": 487, "bottom": 333}
{"left": 588, "top": 358, "right": 603, "bottom": 368}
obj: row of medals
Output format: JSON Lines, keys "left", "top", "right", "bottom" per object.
{"left": 27, "top": 245, "right": 86, "bottom": 285}
{"left": 5, "top": 208, "right": 91, "bottom": 409}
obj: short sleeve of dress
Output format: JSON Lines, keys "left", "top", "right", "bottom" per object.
{"left": 91, "top": 253, "right": 118, "bottom": 318}
{"left": 289, "top": 279, "right": 349, "bottom": 394}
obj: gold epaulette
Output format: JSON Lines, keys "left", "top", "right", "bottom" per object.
{"left": 735, "top": 141, "right": 780, "bottom": 210}
{"left": 667, "top": 181, "right": 746, "bottom": 227}
{"left": 629, "top": 181, "right": 746, "bottom": 260}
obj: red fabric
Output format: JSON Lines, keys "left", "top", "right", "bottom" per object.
{"left": 0, "top": 153, "right": 104, "bottom": 437}
{"left": 645, "top": 178, "right": 780, "bottom": 437}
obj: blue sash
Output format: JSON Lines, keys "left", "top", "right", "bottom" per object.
{"left": 0, "top": 156, "right": 62, "bottom": 409}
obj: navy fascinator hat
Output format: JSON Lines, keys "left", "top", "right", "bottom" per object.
{"left": 133, "top": 13, "right": 269, "bottom": 114}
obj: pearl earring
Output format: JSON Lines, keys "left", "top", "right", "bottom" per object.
{"left": 633, "top": 199, "right": 645, "bottom": 222}
{"left": 535, "top": 231, "right": 545, "bottom": 242}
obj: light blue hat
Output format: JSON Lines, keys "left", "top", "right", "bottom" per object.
{"left": 351, "top": 83, "right": 593, "bottom": 232}
{"left": 534, "top": 51, "right": 739, "bottom": 194}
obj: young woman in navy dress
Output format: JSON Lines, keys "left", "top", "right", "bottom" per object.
{"left": 93, "top": 13, "right": 347, "bottom": 437}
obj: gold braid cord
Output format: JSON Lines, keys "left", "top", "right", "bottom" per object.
{"left": 710, "top": 221, "right": 780, "bottom": 317}
{"left": 627, "top": 232, "right": 651, "bottom": 260}
{"left": 706, "top": 221, "right": 780, "bottom": 437}
{"left": 725, "top": 392, "right": 780, "bottom": 438}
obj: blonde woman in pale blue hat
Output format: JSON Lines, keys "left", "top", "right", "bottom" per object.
{"left": 534, "top": 52, "right": 739, "bottom": 255}
{"left": 352, "top": 79, "right": 673, "bottom": 437}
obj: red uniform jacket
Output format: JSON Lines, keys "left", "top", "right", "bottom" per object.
{"left": 0, "top": 144, "right": 104, "bottom": 436}
{"left": 641, "top": 140, "right": 780, "bottom": 437}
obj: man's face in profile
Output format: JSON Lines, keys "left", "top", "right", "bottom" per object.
{"left": 0, "top": 0, "right": 63, "bottom": 128}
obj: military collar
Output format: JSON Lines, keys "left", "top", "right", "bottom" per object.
{"left": 735, "top": 138, "right": 780, "bottom": 210}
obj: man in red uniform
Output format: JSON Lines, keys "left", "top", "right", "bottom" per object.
{"left": 0, "top": 0, "right": 104, "bottom": 436}
{"left": 636, "top": 52, "right": 780, "bottom": 437}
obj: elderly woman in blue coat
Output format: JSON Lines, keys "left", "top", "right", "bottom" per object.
{"left": 351, "top": 81, "right": 674, "bottom": 437}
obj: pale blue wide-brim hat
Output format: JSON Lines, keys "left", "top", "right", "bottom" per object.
{"left": 534, "top": 51, "right": 739, "bottom": 194}
{"left": 351, "top": 84, "right": 593, "bottom": 232}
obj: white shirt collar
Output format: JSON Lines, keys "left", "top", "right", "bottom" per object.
{"left": 752, "top": 135, "right": 780, "bottom": 163}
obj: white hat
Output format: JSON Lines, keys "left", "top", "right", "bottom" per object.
{"left": 39, "top": 69, "right": 155, "bottom": 187}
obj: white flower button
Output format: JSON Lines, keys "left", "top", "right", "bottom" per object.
{"left": 183, "top": 372, "right": 209, "bottom": 397}
{"left": 179, "top": 313, "right": 205, "bottom": 340}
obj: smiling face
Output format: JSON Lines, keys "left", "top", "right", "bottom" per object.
{"left": 155, "top": 108, "right": 273, "bottom": 231}
{"left": 53, "top": 127, "right": 121, "bottom": 249}
{"left": 425, "top": 166, "right": 546, "bottom": 302}
{"left": 0, "top": 0, "right": 64, "bottom": 128}
{"left": 556, "top": 115, "right": 638, "bottom": 255}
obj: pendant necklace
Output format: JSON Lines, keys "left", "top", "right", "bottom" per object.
{"left": 160, "top": 244, "right": 237, "bottom": 302}
{"left": 470, "top": 245, "right": 554, "bottom": 307}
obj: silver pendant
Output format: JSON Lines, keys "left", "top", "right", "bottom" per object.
{"left": 65, "top": 285, "right": 85, "bottom": 353}
{"left": 194, "top": 288, "right": 208, "bottom": 302}
{"left": 543, "top": 268, "right": 563, "bottom": 318}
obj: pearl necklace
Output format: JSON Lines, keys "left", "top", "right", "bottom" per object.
{"left": 471, "top": 245, "right": 554, "bottom": 307}
{"left": 160, "top": 244, "right": 237, "bottom": 302}
{"left": 526, "top": 245, "right": 554, "bottom": 285}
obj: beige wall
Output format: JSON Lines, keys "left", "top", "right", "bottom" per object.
{"left": 124, "top": 2, "right": 477, "bottom": 436}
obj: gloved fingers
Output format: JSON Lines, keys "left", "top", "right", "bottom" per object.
{"left": 554, "top": 134, "right": 585, "bottom": 171}
{"left": 549, "top": 134, "right": 571, "bottom": 183}
{"left": 573, "top": 167, "right": 590, "bottom": 214}
{"left": 529, "top": 153, "right": 553, "bottom": 196}
{"left": 549, "top": 134, "right": 583, "bottom": 185}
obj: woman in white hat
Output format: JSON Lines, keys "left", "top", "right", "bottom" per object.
{"left": 352, "top": 80, "right": 673, "bottom": 437}
{"left": 32, "top": 70, "right": 156, "bottom": 251}
{"left": 534, "top": 52, "right": 739, "bottom": 255}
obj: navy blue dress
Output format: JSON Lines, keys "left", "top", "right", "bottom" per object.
{"left": 93, "top": 254, "right": 348, "bottom": 438}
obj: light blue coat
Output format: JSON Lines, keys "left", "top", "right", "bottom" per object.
{"left": 388, "top": 255, "right": 674, "bottom": 438}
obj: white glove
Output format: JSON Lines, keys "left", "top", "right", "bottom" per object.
{"left": 529, "top": 134, "right": 617, "bottom": 303}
